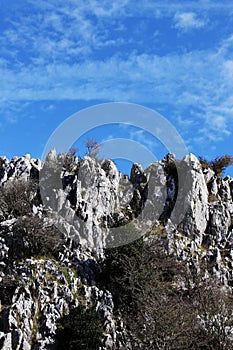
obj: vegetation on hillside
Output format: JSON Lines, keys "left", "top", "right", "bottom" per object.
{"left": 199, "top": 155, "right": 233, "bottom": 177}
{"left": 1, "top": 152, "right": 233, "bottom": 349}
{"left": 100, "top": 232, "right": 233, "bottom": 349}
{"left": 56, "top": 305, "right": 104, "bottom": 350}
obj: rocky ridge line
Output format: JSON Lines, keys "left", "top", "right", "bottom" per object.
{"left": 0, "top": 152, "right": 232, "bottom": 349}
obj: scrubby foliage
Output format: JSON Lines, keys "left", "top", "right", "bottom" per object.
{"left": 56, "top": 305, "right": 103, "bottom": 350}
{"left": 0, "top": 274, "right": 23, "bottom": 308}
{"left": 199, "top": 155, "right": 233, "bottom": 177}
{"left": 85, "top": 138, "right": 102, "bottom": 158}
{"left": 100, "top": 235, "right": 233, "bottom": 349}
{"left": 42, "top": 149, "right": 78, "bottom": 179}
{"left": 0, "top": 178, "right": 65, "bottom": 261}
{"left": 100, "top": 237, "right": 144, "bottom": 308}
{"left": 0, "top": 179, "right": 37, "bottom": 218}
{"left": 6, "top": 216, "right": 65, "bottom": 261}
{"left": 58, "top": 148, "right": 78, "bottom": 173}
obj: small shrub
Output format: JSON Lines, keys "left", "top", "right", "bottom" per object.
{"left": 0, "top": 274, "right": 23, "bottom": 307}
{"left": 199, "top": 155, "right": 233, "bottom": 177}
{"left": 0, "top": 179, "right": 37, "bottom": 217}
{"left": 148, "top": 224, "right": 167, "bottom": 238}
{"left": 85, "top": 139, "right": 102, "bottom": 158}
{"left": 6, "top": 216, "right": 65, "bottom": 261}
{"left": 58, "top": 148, "right": 78, "bottom": 173}
{"left": 56, "top": 306, "right": 103, "bottom": 350}
{"left": 208, "top": 194, "right": 219, "bottom": 203}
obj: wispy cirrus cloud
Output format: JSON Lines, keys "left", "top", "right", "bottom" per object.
{"left": 1, "top": 46, "right": 232, "bottom": 146}
{"left": 1, "top": 0, "right": 232, "bottom": 68}
{"left": 174, "top": 12, "right": 207, "bottom": 30}
{"left": 129, "top": 129, "right": 160, "bottom": 151}
{"left": 1, "top": 0, "right": 233, "bottom": 149}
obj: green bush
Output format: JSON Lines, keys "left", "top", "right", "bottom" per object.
{"left": 199, "top": 155, "right": 233, "bottom": 177}
{"left": 6, "top": 216, "right": 65, "bottom": 261}
{"left": 100, "top": 235, "right": 233, "bottom": 349}
{"left": 100, "top": 237, "right": 144, "bottom": 308}
{"left": 0, "top": 179, "right": 37, "bottom": 217}
{"left": 56, "top": 306, "right": 103, "bottom": 350}
{"left": 0, "top": 274, "right": 23, "bottom": 307}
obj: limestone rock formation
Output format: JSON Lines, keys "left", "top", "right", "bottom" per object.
{"left": 0, "top": 152, "right": 233, "bottom": 349}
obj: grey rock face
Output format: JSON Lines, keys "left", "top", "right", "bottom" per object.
{"left": 0, "top": 152, "right": 233, "bottom": 349}
{"left": 173, "top": 154, "right": 209, "bottom": 243}
{"left": 0, "top": 253, "right": 123, "bottom": 349}
{"left": 0, "top": 155, "right": 42, "bottom": 186}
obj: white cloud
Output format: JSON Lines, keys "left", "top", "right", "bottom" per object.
{"left": 211, "top": 115, "right": 229, "bottom": 132}
{"left": 0, "top": 0, "right": 233, "bottom": 147}
{"left": 174, "top": 12, "right": 206, "bottom": 30}
{"left": 205, "top": 114, "right": 230, "bottom": 137}
{"left": 129, "top": 129, "right": 158, "bottom": 150}
{"left": 1, "top": 39, "right": 233, "bottom": 143}
{"left": 223, "top": 60, "right": 233, "bottom": 79}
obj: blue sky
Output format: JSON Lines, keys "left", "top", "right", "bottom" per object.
{"left": 0, "top": 0, "right": 233, "bottom": 175}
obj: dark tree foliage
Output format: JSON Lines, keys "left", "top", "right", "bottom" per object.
{"left": 199, "top": 155, "right": 233, "bottom": 177}
{"left": 100, "top": 233, "right": 233, "bottom": 349}
{"left": 0, "top": 179, "right": 37, "bottom": 218}
{"left": 56, "top": 306, "right": 103, "bottom": 350}
{"left": 59, "top": 148, "right": 78, "bottom": 173}
{"left": 0, "top": 274, "right": 23, "bottom": 308}
{"left": 100, "top": 237, "right": 144, "bottom": 308}
{"left": 5, "top": 216, "right": 65, "bottom": 261}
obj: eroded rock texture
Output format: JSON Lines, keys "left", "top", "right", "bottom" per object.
{"left": 0, "top": 152, "right": 233, "bottom": 349}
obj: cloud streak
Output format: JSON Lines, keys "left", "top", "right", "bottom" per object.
{"left": 174, "top": 12, "right": 207, "bottom": 30}
{"left": 1, "top": 0, "right": 233, "bottom": 146}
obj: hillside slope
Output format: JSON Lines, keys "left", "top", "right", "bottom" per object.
{"left": 0, "top": 152, "right": 233, "bottom": 349}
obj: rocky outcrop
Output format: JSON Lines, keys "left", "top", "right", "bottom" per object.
{"left": 0, "top": 155, "right": 42, "bottom": 185}
{"left": 0, "top": 152, "right": 233, "bottom": 349}
{"left": 0, "top": 246, "right": 129, "bottom": 349}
